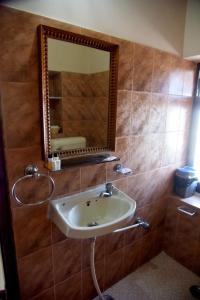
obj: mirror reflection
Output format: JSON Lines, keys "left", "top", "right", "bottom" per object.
{"left": 48, "top": 38, "right": 110, "bottom": 152}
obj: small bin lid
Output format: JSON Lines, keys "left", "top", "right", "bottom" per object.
{"left": 175, "top": 166, "right": 197, "bottom": 179}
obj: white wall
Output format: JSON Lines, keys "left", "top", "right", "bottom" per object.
{"left": 48, "top": 38, "right": 110, "bottom": 73}
{"left": 183, "top": 0, "right": 200, "bottom": 61}
{"left": 2, "top": 0, "right": 187, "bottom": 55}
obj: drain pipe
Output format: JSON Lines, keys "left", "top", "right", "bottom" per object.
{"left": 90, "top": 237, "right": 105, "bottom": 300}
{"left": 90, "top": 218, "right": 150, "bottom": 300}
{"left": 90, "top": 237, "right": 115, "bottom": 300}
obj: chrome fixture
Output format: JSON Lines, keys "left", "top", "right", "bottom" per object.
{"left": 135, "top": 218, "right": 150, "bottom": 229}
{"left": 99, "top": 183, "right": 113, "bottom": 197}
{"left": 24, "top": 165, "right": 39, "bottom": 175}
{"left": 114, "top": 164, "right": 133, "bottom": 175}
{"left": 12, "top": 164, "right": 55, "bottom": 206}
{"left": 114, "top": 217, "right": 150, "bottom": 233}
{"left": 177, "top": 206, "right": 196, "bottom": 217}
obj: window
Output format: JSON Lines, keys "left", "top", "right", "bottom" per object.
{"left": 189, "top": 64, "right": 200, "bottom": 171}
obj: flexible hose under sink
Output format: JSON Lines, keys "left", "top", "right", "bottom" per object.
{"left": 90, "top": 237, "right": 105, "bottom": 300}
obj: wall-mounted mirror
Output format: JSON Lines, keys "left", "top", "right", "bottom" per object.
{"left": 38, "top": 25, "right": 118, "bottom": 160}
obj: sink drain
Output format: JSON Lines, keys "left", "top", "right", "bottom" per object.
{"left": 87, "top": 221, "right": 99, "bottom": 227}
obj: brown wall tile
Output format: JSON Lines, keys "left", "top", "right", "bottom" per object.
{"left": 13, "top": 204, "right": 51, "bottom": 258}
{"left": 116, "top": 90, "right": 132, "bottom": 137}
{"left": 29, "top": 288, "right": 54, "bottom": 300}
{"left": 112, "top": 177, "right": 128, "bottom": 194}
{"left": 59, "top": 71, "right": 109, "bottom": 147}
{"left": 123, "top": 239, "right": 143, "bottom": 276}
{"left": 5, "top": 146, "right": 42, "bottom": 183}
{"left": 80, "top": 163, "right": 106, "bottom": 190}
{"left": 55, "top": 272, "right": 81, "bottom": 300}
{"left": 105, "top": 248, "right": 124, "bottom": 289}
{"left": 51, "top": 167, "right": 80, "bottom": 197}
{"left": 152, "top": 50, "right": 171, "bottom": 93}
{"left": 128, "top": 135, "right": 147, "bottom": 173}
{"left": 18, "top": 247, "right": 53, "bottom": 300}
{"left": 52, "top": 239, "right": 81, "bottom": 284}
{"left": 131, "top": 92, "right": 151, "bottom": 135}
{"left": 112, "top": 39, "right": 134, "bottom": 90}
{"left": 105, "top": 232, "right": 125, "bottom": 255}
{"left": 51, "top": 223, "right": 67, "bottom": 244}
{"left": 148, "top": 93, "right": 167, "bottom": 133}
{"left": 0, "top": 6, "right": 39, "bottom": 82}
{"left": 0, "top": 5, "right": 197, "bottom": 299}
{"left": 133, "top": 44, "right": 154, "bottom": 92}
{"left": 138, "top": 229, "right": 162, "bottom": 265}
{"left": 115, "top": 136, "right": 130, "bottom": 165}
{"left": 1, "top": 82, "right": 41, "bottom": 148}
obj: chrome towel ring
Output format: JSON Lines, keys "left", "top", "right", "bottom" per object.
{"left": 12, "top": 165, "right": 55, "bottom": 206}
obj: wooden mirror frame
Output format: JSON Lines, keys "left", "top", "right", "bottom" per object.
{"left": 38, "top": 24, "right": 119, "bottom": 160}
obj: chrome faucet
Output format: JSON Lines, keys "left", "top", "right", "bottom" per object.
{"left": 99, "top": 183, "right": 113, "bottom": 197}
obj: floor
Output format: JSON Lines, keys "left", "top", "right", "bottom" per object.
{"left": 93, "top": 252, "right": 199, "bottom": 300}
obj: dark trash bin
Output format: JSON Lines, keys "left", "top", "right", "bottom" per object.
{"left": 174, "top": 166, "right": 198, "bottom": 198}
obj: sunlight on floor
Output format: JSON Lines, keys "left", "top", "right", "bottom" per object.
{"left": 93, "top": 252, "right": 199, "bottom": 300}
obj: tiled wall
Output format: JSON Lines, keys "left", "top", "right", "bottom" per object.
{"left": 61, "top": 71, "right": 108, "bottom": 146}
{"left": 0, "top": 5, "right": 196, "bottom": 300}
{"left": 49, "top": 70, "right": 108, "bottom": 146}
{"left": 164, "top": 196, "right": 200, "bottom": 275}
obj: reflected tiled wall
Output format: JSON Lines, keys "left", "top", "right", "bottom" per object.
{"left": 61, "top": 71, "right": 108, "bottom": 146}
{"left": 0, "top": 5, "right": 196, "bottom": 300}
{"left": 49, "top": 70, "right": 108, "bottom": 146}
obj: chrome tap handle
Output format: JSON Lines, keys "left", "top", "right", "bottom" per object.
{"left": 136, "top": 218, "right": 150, "bottom": 229}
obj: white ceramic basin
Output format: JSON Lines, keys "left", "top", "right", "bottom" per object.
{"left": 49, "top": 184, "right": 136, "bottom": 239}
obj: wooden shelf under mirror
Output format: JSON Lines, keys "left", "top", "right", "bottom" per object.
{"left": 38, "top": 24, "right": 119, "bottom": 162}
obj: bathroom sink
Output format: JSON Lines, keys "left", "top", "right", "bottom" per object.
{"left": 49, "top": 184, "right": 136, "bottom": 239}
